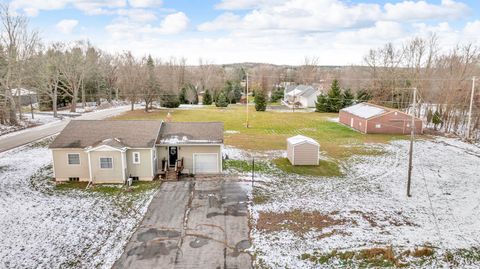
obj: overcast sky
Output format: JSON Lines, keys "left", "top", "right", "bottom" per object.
{"left": 7, "top": 0, "right": 480, "bottom": 65}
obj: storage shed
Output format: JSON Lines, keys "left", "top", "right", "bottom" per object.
{"left": 339, "top": 102, "right": 423, "bottom": 134}
{"left": 287, "top": 135, "right": 320, "bottom": 165}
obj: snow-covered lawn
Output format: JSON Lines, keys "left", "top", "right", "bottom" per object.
{"left": 0, "top": 113, "right": 61, "bottom": 136}
{"left": 0, "top": 138, "right": 156, "bottom": 268}
{"left": 228, "top": 137, "right": 480, "bottom": 268}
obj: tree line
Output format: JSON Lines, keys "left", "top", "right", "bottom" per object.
{"left": 0, "top": 5, "right": 478, "bottom": 140}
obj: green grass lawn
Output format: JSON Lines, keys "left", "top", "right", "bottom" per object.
{"left": 273, "top": 158, "right": 342, "bottom": 177}
{"left": 55, "top": 181, "right": 161, "bottom": 195}
{"left": 111, "top": 105, "right": 408, "bottom": 159}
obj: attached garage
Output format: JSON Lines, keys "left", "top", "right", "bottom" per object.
{"left": 287, "top": 135, "right": 320, "bottom": 165}
{"left": 193, "top": 153, "right": 220, "bottom": 174}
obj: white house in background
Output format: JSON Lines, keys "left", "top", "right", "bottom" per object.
{"left": 286, "top": 135, "right": 320, "bottom": 165}
{"left": 283, "top": 85, "right": 320, "bottom": 108}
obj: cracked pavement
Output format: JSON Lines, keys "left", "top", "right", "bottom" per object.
{"left": 113, "top": 179, "right": 252, "bottom": 269}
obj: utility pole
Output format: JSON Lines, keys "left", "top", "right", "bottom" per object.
{"left": 466, "top": 76, "right": 476, "bottom": 140}
{"left": 246, "top": 73, "right": 250, "bottom": 128}
{"left": 407, "top": 88, "right": 417, "bottom": 197}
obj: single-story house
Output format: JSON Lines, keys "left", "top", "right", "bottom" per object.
{"left": 287, "top": 135, "right": 320, "bottom": 165}
{"left": 283, "top": 85, "right": 320, "bottom": 108}
{"left": 49, "top": 120, "right": 223, "bottom": 183}
{"left": 339, "top": 103, "right": 423, "bottom": 134}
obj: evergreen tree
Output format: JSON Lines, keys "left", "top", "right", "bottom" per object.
{"left": 160, "top": 90, "right": 180, "bottom": 108}
{"left": 178, "top": 86, "right": 188, "bottom": 104}
{"left": 254, "top": 90, "right": 267, "bottom": 111}
{"left": 270, "top": 87, "right": 284, "bottom": 102}
{"left": 326, "top": 79, "right": 343, "bottom": 112}
{"left": 315, "top": 94, "right": 328, "bottom": 112}
{"left": 215, "top": 92, "right": 229, "bottom": 107}
{"left": 342, "top": 88, "right": 354, "bottom": 108}
{"left": 432, "top": 110, "right": 443, "bottom": 130}
{"left": 203, "top": 89, "right": 212, "bottom": 105}
{"left": 356, "top": 89, "right": 372, "bottom": 102}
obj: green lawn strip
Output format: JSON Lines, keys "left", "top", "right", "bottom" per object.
{"left": 55, "top": 181, "right": 161, "bottom": 196}
{"left": 223, "top": 159, "right": 273, "bottom": 173}
{"left": 273, "top": 158, "right": 342, "bottom": 177}
{"left": 111, "top": 105, "right": 411, "bottom": 160}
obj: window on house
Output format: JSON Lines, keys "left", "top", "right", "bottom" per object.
{"left": 100, "top": 157, "right": 113, "bottom": 169}
{"left": 375, "top": 124, "right": 382, "bottom": 128}
{"left": 68, "top": 154, "right": 80, "bottom": 165}
{"left": 68, "top": 177, "right": 79, "bottom": 181}
{"left": 133, "top": 152, "right": 140, "bottom": 164}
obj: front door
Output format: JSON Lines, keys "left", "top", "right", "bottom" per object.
{"left": 169, "top": 146, "right": 178, "bottom": 167}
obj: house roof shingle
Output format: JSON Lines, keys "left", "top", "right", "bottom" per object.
{"left": 285, "top": 85, "right": 318, "bottom": 97}
{"left": 49, "top": 120, "right": 162, "bottom": 149}
{"left": 157, "top": 122, "right": 224, "bottom": 144}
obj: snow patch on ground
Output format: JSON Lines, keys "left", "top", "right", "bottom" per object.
{"left": 241, "top": 137, "right": 480, "bottom": 268}
{"left": 0, "top": 141, "right": 156, "bottom": 268}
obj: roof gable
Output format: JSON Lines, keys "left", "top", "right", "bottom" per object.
{"left": 287, "top": 135, "right": 320, "bottom": 146}
{"left": 49, "top": 120, "right": 162, "bottom": 149}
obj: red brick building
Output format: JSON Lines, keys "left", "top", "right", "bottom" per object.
{"left": 339, "top": 103, "right": 423, "bottom": 134}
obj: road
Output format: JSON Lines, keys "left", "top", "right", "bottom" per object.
{"left": 114, "top": 179, "right": 252, "bottom": 269}
{"left": 0, "top": 106, "right": 131, "bottom": 153}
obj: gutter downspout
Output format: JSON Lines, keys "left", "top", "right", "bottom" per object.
{"left": 87, "top": 151, "right": 93, "bottom": 189}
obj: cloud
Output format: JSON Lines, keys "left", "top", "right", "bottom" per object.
{"left": 56, "top": 19, "right": 79, "bottom": 34}
{"left": 9, "top": 0, "right": 127, "bottom": 16}
{"left": 127, "top": 0, "right": 162, "bottom": 8}
{"left": 201, "top": 0, "right": 470, "bottom": 35}
{"left": 157, "top": 12, "right": 189, "bottom": 34}
{"left": 215, "top": 0, "right": 282, "bottom": 10}
{"left": 106, "top": 11, "right": 189, "bottom": 39}
{"left": 197, "top": 12, "right": 241, "bottom": 31}
{"left": 383, "top": 0, "right": 470, "bottom": 21}
{"left": 117, "top": 8, "right": 157, "bottom": 22}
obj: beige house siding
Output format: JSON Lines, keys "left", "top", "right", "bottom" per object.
{"left": 52, "top": 149, "right": 90, "bottom": 181}
{"left": 126, "top": 149, "right": 154, "bottom": 181}
{"left": 157, "top": 145, "right": 222, "bottom": 174}
{"left": 89, "top": 150, "right": 124, "bottom": 183}
{"left": 291, "top": 143, "right": 319, "bottom": 165}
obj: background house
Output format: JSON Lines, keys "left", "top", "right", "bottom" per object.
{"left": 283, "top": 85, "right": 320, "bottom": 108}
{"left": 339, "top": 103, "right": 423, "bottom": 134}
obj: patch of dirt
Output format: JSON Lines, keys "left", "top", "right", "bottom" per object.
{"left": 257, "top": 210, "right": 346, "bottom": 235}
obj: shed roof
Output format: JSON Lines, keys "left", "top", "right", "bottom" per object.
{"left": 287, "top": 135, "right": 319, "bottom": 146}
{"left": 157, "top": 122, "right": 224, "bottom": 144}
{"left": 341, "top": 103, "right": 388, "bottom": 119}
{"left": 49, "top": 120, "right": 161, "bottom": 149}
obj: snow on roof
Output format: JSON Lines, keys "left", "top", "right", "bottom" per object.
{"left": 286, "top": 89, "right": 303, "bottom": 96}
{"left": 287, "top": 135, "right": 319, "bottom": 146}
{"left": 341, "top": 103, "right": 387, "bottom": 119}
{"left": 10, "top": 88, "right": 36, "bottom": 96}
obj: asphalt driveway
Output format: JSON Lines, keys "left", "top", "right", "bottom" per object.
{"left": 114, "top": 179, "right": 252, "bottom": 269}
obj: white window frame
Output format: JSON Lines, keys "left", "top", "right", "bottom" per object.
{"left": 375, "top": 123, "right": 382, "bottom": 128}
{"left": 99, "top": 157, "right": 113, "bottom": 169}
{"left": 132, "top": 152, "right": 141, "bottom": 164}
{"left": 67, "top": 153, "right": 80, "bottom": 165}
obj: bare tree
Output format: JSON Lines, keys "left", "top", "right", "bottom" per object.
{"left": 0, "top": 4, "right": 40, "bottom": 124}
